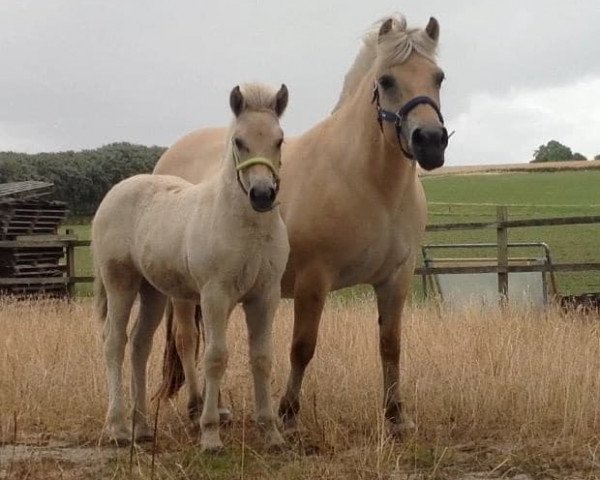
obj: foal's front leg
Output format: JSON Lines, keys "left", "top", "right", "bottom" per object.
{"left": 199, "top": 288, "right": 235, "bottom": 453}
{"left": 243, "top": 292, "right": 285, "bottom": 450}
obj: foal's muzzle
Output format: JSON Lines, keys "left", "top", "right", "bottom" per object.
{"left": 249, "top": 184, "right": 277, "bottom": 212}
{"left": 411, "top": 126, "right": 448, "bottom": 171}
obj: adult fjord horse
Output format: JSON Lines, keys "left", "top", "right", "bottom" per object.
{"left": 156, "top": 14, "right": 448, "bottom": 436}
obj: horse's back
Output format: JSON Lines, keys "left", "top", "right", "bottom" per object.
{"left": 93, "top": 174, "right": 193, "bottom": 260}
{"left": 154, "top": 127, "right": 228, "bottom": 184}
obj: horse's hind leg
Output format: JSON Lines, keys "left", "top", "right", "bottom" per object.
{"left": 374, "top": 265, "right": 416, "bottom": 438}
{"left": 279, "top": 266, "right": 331, "bottom": 431}
{"left": 243, "top": 291, "right": 285, "bottom": 450}
{"left": 172, "top": 299, "right": 204, "bottom": 432}
{"left": 130, "top": 281, "right": 166, "bottom": 442}
{"left": 102, "top": 268, "right": 141, "bottom": 445}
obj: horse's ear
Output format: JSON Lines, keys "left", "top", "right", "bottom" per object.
{"left": 425, "top": 17, "right": 440, "bottom": 42}
{"left": 378, "top": 18, "right": 394, "bottom": 40}
{"left": 273, "top": 84, "right": 288, "bottom": 117}
{"left": 230, "top": 85, "right": 245, "bottom": 117}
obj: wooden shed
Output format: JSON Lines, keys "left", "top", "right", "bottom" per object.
{"left": 0, "top": 181, "right": 69, "bottom": 298}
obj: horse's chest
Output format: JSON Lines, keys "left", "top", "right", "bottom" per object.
{"left": 335, "top": 223, "right": 411, "bottom": 288}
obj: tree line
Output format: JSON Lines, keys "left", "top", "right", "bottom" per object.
{"left": 531, "top": 140, "right": 599, "bottom": 163}
{"left": 0, "top": 143, "right": 166, "bottom": 215}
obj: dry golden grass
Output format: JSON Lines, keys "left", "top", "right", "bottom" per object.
{"left": 2, "top": 296, "right": 600, "bottom": 479}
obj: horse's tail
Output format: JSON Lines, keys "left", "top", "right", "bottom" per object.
{"left": 156, "top": 300, "right": 186, "bottom": 399}
{"left": 93, "top": 266, "right": 108, "bottom": 322}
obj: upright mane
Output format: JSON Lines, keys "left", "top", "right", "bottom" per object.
{"left": 332, "top": 13, "right": 438, "bottom": 112}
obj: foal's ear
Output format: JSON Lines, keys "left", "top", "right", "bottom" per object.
{"left": 230, "top": 85, "right": 245, "bottom": 117}
{"left": 425, "top": 17, "right": 440, "bottom": 42}
{"left": 272, "top": 84, "right": 288, "bottom": 118}
{"left": 378, "top": 18, "right": 394, "bottom": 40}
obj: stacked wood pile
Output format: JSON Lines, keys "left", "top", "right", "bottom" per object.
{"left": 0, "top": 181, "right": 69, "bottom": 298}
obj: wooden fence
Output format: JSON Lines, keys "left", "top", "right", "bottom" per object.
{"left": 417, "top": 207, "right": 600, "bottom": 297}
{"left": 0, "top": 208, "right": 599, "bottom": 298}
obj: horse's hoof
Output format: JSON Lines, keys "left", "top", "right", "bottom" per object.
{"left": 219, "top": 408, "right": 233, "bottom": 426}
{"left": 387, "top": 418, "right": 416, "bottom": 440}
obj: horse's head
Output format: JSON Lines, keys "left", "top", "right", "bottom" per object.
{"left": 229, "top": 84, "right": 288, "bottom": 212}
{"left": 372, "top": 15, "right": 447, "bottom": 171}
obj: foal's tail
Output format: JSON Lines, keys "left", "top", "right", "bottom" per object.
{"left": 93, "top": 267, "right": 108, "bottom": 322}
{"left": 156, "top": 300, "right": 186, "bottom": 399}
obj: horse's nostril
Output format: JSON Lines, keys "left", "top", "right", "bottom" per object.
{"left": 412, "top": 128, "right": 426, "bottom": 147}
{"left": 441, "top": 128, "right": 449, "bottom": 148}
{"left": 412, "top": 127, "right": 447, "bottom": 149}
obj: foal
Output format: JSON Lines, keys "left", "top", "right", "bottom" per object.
{"left": 92, "top": 83, "right": 289, "bottom": 452}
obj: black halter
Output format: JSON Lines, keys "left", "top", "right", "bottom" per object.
{"left": 371, "top": 83, "right": 445, "bottom": 159}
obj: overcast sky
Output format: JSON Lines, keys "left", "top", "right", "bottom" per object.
{"left": 1, "top": 0, "right": 599, "bottom": 165}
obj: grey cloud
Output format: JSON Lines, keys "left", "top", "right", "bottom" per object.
{"left": 1, "top": 0, "right": 598, "bottom": 159}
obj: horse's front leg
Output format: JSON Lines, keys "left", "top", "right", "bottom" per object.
{"left": 199, "top": 287, "right": 234, "bottom": 453}
{"left": 374, "top": 264, "right": 416, "bottom": 438}
{"left": 279, "top": 266, "right": 331, "bottom": 431}
{"left": 243, "top": 290, "right": 285, "bottom": 450}
{"left": 172, "top": 299, "right": 204, "bottom": 432}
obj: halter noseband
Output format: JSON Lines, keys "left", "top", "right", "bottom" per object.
{"left": 371, "top": 83, "right": 445, "bottom": 160}
{"left": 231, "top": 141, "right": 281, "bottom": 199}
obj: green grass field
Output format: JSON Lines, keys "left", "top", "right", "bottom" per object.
{"left": 423, "top": 170, "right": 600, "bottom": 295}
{"left": 64, "top": 169, "right": 600, "bottom": 297}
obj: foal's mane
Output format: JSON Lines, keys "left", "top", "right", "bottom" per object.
{"left": 332, "top": 13, "right": 438, "bottom": 112}
{"left": 238, "top": 83, "right": 280, "bottom": 114}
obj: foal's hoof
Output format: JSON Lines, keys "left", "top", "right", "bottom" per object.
{"left": 219, "top": 407, "right": 233, "bottom": 426}
{"left": 202, "top": 445, "right": 225, "bottom": 456}
{"left": 267, "top": 442, "right": 288, "bottom": 454}
{"left": 134, "top": 424, "right": 154, "bottom": 443}
{"left": 135, "top": 433, "right": 155, "bottom": 443}
{"left": 109, "top": 436, "right": 131, "bottom": 447}
{"left": 106, "top": 426, "right": 132, "bottom": 447}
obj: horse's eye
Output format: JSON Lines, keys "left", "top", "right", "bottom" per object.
{"left": 378, "top": 75, "right": 395, "bottom": 90}
{"left": 234, "top": 137, "right": 248, "bottom": 151}
{"left": 435, "top": 71, "right": 445, "bottom": 87}
{"left": 275, "top": 138, "right": 284, "bottom": 149}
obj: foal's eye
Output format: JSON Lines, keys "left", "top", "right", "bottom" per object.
{"left": 378, "top": 75, "right": 396, "bottom": 90}
{"left": 234, "top": 137, "right": 248, "bottom": 151}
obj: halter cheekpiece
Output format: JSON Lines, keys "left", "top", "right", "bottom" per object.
{"left": 371, "top": 83, "right": 445, "bottom": 160}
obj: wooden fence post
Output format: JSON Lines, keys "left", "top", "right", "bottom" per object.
{"left": 65, "top": 228, "right": 75, "bottom": 298}
{"left": 496, "top": 206, "right": 509, "bottom": 302}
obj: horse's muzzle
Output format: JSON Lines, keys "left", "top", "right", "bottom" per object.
{"left": 249, "top": 185, "right": 277, "bottom": 212}
{"left": 411, "top": 126, "right": 448, "bottom": 171}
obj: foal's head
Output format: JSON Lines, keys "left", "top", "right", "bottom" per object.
{"left": 371, "top": 15, "right": 447, "bottom": 170}
{"left": 229, "top": 84, "right": 288, "bottom": 212}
